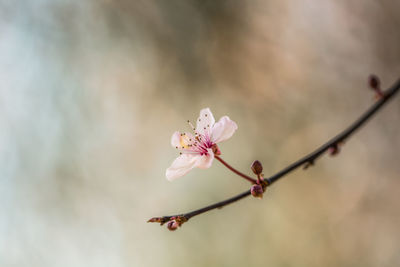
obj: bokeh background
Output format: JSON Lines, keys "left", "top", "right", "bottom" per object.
{"left": 1, "top": 0, "right": 400, "bottom": 266}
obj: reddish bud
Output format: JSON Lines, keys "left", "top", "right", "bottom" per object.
{"left": 147, "top": 217, "right": 161, "bottom": 223}
{"left": 251, "top": 184, "right": 264, "bottom": 199}
{"left": 368, "top": 74, "right": 380, "bottom": 90}
{"left": 251, "top": 160, "right": 263, "bottom": 175}
{"left": 328, "top": 144, "right": 340, "bottom": 156}
{"left": 368, "top": 74, "right": 384, "bottom": 98}
{"left": 167, "top": 220, "right": 179, "bottom": 231}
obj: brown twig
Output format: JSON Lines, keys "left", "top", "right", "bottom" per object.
{"left": 148, "top": 77, "right": 400, "bottom": 228}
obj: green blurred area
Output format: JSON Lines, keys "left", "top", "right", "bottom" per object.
{"left": 1, "top": 1, "right": 400, "bottom": 266}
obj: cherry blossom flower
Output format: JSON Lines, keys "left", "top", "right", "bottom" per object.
{"left": 166, "top": 108, "right": 238, "bottom": 181}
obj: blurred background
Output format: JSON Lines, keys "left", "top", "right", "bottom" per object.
{"left": 1, "top": 0, "right": 400, "bottom": 266}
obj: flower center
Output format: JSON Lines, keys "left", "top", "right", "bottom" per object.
{"left": 176, "top": 120, "right": 215, "bottom": 156}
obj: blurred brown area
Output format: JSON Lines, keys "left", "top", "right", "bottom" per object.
{"left": 1, "top": 0, "right": 400, "bottom": 266}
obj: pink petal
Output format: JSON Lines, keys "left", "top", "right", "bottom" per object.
{"left": 195, "top": 108, "right": 215, "bottom": 136}
{"left": 210, "top": 116, "right": 238, "bottom": 143}
{"left": 195, "top": 149, "right": 214, "bottom": 169}
{"left": 166, "top": 154, "right": 201, "bottom": 181}
{"left": 171, "top": 131, "right": 181, "bottom": 148}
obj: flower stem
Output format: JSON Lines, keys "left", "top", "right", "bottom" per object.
{"left": 214, "top": 155, "right": 257, "bottom": 184}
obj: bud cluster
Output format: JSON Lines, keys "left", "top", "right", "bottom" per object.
{"left": 147, "top": 215, "right": 188, "bottom": 231}
{"left": 250, "top": 160, "right": 267, "bottom": 199}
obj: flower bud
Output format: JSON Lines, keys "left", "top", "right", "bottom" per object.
{"left": 368, "top": 74, "right": 380, "bottom": 90}
{"left": 251, "top": 184, "right": 264, "bottom": 199}
{"left": 167, "top": 220, "right": 179, "bottom": 231}
{"left": 368, "top": 74, "right": 384, "bottom": 98}
{"left": 251, "top": 160, "right": 263, "bottom": 175}
{"left": 328, "top": 144, "right": 340, "bottom": 156}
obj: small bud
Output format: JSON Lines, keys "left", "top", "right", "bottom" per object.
{"left": 147, "top": 217, "right": 162, "bottom": 223}
{"left": 328, "top": 144, "right": 340, "bottom": 156}
{"left": 303, "top": 160, "right": 314, "bottom": 170}
{"left": 147, "top": 216, "right": 169, "bottom": 225}
{"left": 368, "top": 74, "right": 384, "bottom": 98}
{"left": 251, "top": 184, "right": 264, "bottom": 199}
{"left": 368, "top": 74, "right": 380, "bottom": 90}
{"left": 167, "top": 220, "right": 179, "bottom": 231}
{"left": 251, "top": 160, "right": 263, "bottom": 175}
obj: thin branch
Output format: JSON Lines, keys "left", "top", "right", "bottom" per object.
{"left": 214, "top": 155, "right": 257, "bottom": 184}
{"left": 149, "top": 78, "right": 400, "bottom": 227}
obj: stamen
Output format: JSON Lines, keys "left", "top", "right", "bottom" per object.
{"left": 187, "top": 120, "right": 195, "bottom": 131}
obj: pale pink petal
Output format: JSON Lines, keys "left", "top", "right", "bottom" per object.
{"left": 210, "top": 116, "right": 238, "bottom": 143}
{"left": 195, "top": 149, "right": 214, "bottom": 169}
{"left": 195, "top": 108, "right": 215, "bottom": 136}
{"left": 166, "top": 154, "right": 201, "bottom": 181}
{"left": 170, "top": 131, "right": 181, "bottom": 148}
{"left": 170, "top": 131, "right": 196, "bottom": 149}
